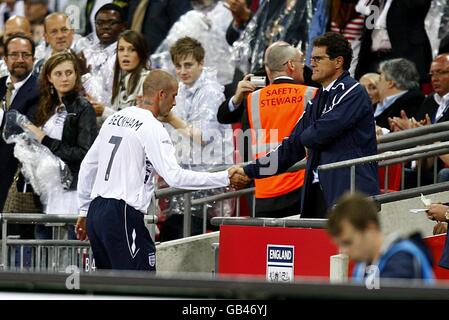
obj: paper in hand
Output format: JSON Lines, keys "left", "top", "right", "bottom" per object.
{"left": 409, "top": 209, "right": 428, "bottom": 214}
{"left": 420, "top": 193, "right": 431, "bottom": 206}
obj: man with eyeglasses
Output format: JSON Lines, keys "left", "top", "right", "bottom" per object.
{"left": 0, "top": 16, "right": 34, "bottom": 79}
{"left": 386, "top": 55, "right": 449, "bottom": 191}
{"left": 0, "top": 34, "right": 39, "bottom": 221}
{"left": 230, "top": 32, "right": 380, "bottom": 219}
{"left": 389, "top": 55, "right": 449, "bottom": 131}
{"left": 82, "top": 4, "right": 126, "bottom": 119}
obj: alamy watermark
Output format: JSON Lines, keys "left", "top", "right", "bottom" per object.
{"left": 365, "top": 265, "right": 380, "bottom": 290}
{"left": 362, "top": 1, "right": 382, "bottom": 30}
{"left": 65, "top": 265, "right": 80, "bottom": 290}
{"left": 167, "top": 127, "right": 284, "bottom": 175}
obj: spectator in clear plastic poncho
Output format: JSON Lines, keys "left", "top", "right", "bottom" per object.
{"left": 158, "top": 37, "right": 234, "bottom": 241}
{"left": 231, "top": 0, "right": 313, "bottom": 74}
{"left": 81, "top": 3, "right": 126, "bottom": 118}
{"left": 93, "top": 30, "right": 150, "bottom": 125}
{"left": 151, "top": 0, "right": 234, "bottom": 86}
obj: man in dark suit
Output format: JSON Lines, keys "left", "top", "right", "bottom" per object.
{"left": 355, "top": 0, "right": 432, "bottom": 82}
{"left": 388, "top": 54, "right": 449, "bottom": 129}
{"left": 388, "top": 54, "right": 449, "bottom": 188}
{"left": 416, "top": 54, "right": 449, "bottom": 123}
{"left": 374, "top": 58, "right": 423, "bottom": 130}
{"left": 229, "top": 33, "right": 380, "bottom": 218}
{"left": 0, "top": 34, "right": 40, "bottom": 212}
{"left": 127, "top": 0, "right": 192, "bottom": 54}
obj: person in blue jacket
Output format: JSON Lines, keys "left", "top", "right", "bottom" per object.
{"left": 234, "top": 32, "right": 379, "bottom": 218}
{"left": 327, "top": 192, "right": 434, "bottom": 283}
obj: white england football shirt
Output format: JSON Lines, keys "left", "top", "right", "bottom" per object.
{"left": 77, "top": 106, "right": 229, "bottom": 215}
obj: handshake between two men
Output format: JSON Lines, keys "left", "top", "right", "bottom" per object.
{"left": 228, "top": 165, "right": 252, "bottom": 189}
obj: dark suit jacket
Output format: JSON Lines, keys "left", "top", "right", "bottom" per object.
{"left": 127, "top": 0, "right": 192, "bottom": 54}
{"left": 355, "top": 0, "right": 432, "bottom": 80}
{"left": 0, "top": 74, "right": 40, "bottom": 211}
{"left": 416, "top": 93, "right": 449, "bottom": 176}
{"left": 375, "top": 89, "right": 424, "bottom": 129}
{"left": 416, "top": 92, "right": 449, "bottom": 123}
{"left": 439, "top": 34, "right": 449, "bottom": 54}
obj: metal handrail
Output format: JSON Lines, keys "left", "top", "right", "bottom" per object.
{"left": 210, "top": 181, "right": 449, "bottom": 229}
{"left": 319, "top": 141, "right": 449, "bottom": 172}
{"left": 0, "top": 213, "right": 158, "bottom": 224}
{"left": 211, "top": 217, "right": 326, "bottom": 228}
{"left": 0, "top": 213, "right": 158, "bottom": 270}
{"left": 378, "top": 131, "right": 449, "bottom": 153}
{"left": 377, "top": 121, "right": 449, "bottom": 144}
{"left": 373, "top": 181, "right": 449, "bottom": 205}
{"left": 5, "top": 239, "right": 89, "bottom": 246}
{"left": 155, "top": 129, "right": 449, "bottom": 198}
{"left": 378, "top": 148, "right": 449, "bottom": 166}
{"left": 191, "top": 188, "right": 255, "bottom": 206}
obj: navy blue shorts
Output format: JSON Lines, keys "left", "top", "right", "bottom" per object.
{"left": 87, "top": 197, "right": 156, "bottom": 271}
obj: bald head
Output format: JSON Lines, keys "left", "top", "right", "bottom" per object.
{"left": 264, "top": 41, "right": 304, "bottom": 83}
{"left": 44, "top": 13, "right": 74, "bottom": 54}
{"left": 433, "top": 53, "right": 449, "bottom": 65}
{"left": 143, "top": 69, "right": 178, "bottom": 97}
{"left": 430, "top": 53, "right": 449, "bottom": 96}
{"left": 4, "top": 16, "right": 32, "bottom": 41}
{"left": 143, "top": 70, "right": 178, "bottom": 117}
{"left": 44, "top": 12, "right": 70, "bottom": 32}
{"left": 265, "top": 42, "right": 301, "bottom": 72}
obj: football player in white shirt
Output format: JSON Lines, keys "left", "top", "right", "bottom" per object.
{"left": 75, "top": 69, "right": 249, "bottom": 271}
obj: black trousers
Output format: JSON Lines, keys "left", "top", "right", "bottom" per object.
{"left": 301, "top": 182, "right": 328, "bottom": 219}
{"left": 87, "top": 197, "right": 156, "bottom": 271}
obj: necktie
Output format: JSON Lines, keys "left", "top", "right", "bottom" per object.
{"left": 5, "top": 82, "right": 14, "bottom": 110}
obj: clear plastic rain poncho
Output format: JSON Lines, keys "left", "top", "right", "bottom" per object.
{"left": 34, "top": 33, "right": 91, "bottom": 63}
{"left": 162, "top": 68, "right": 235, "bottom": 220}
{"left": 82, "top": 34, "right": 117, "bottom": 106}
{"left": 2, "top": 110, "right": 72, "bottom": 208}
{"left": 232, "top": 0, "right": 313, "bottom": 74}
{"left": 151, "top": 0, "right": 235, "bottom": 85}
{"left": 425, "top": 0, "right": 449, "bottom": 57}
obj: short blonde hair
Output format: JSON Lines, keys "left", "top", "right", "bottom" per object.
{"left": 360, "top": 73, "right": 380, "bottom": 86}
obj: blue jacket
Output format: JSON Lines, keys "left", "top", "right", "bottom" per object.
{"left": 244, "top": 71, "right": 379, "bottom": 216}
{"left": 353, "top": 237, "right": 435, "bottom": 283}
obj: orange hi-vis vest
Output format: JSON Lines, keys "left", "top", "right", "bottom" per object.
{"left": 247, "top": 82, "right": 317, "bottom": 198}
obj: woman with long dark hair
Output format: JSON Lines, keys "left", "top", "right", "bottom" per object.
{"left": 93, "top": 30, "right": 150, "bottom": 123}
{"left": 26, "top": 51, "right": 97, "bottom": 239}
